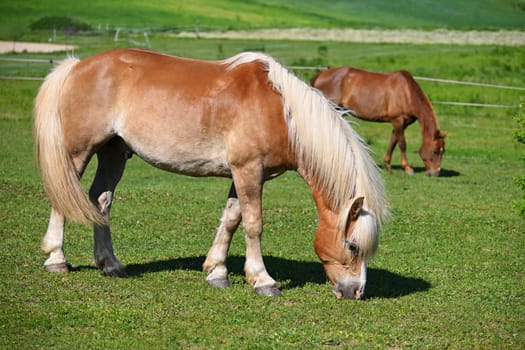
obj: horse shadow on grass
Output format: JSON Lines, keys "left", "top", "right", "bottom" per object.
{"left": 123, "top": 255, "right": 431, "bottom": 299}
{"left": 388, "top": 165, "right": 460, "bottom": 177}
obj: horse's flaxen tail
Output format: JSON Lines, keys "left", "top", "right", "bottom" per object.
{"left": 34, "top": 58, "right": 106, "bottom": 225}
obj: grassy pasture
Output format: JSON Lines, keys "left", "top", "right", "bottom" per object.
{"left": 0, "top": 34, "right": 524, "bottom": 348}
{"left": 1, "top": 1, "right": 524, "bottom": 347}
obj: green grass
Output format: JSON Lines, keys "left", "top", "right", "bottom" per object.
{"left": 0, "top": 35, "right": 524, "bottom": 348}
{"left": 1, "top": 1, "right": 524, "bottom": 345}
{"left": 0, "top": 0, "right": 524, "bottom": 40}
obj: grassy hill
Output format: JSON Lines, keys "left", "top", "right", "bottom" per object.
{"left": 0, "top": 0, "right": 524, "bottom": 40}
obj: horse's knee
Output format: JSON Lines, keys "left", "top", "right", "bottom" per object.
{"left": 243, "top": 218, "right": 262, "bottom": 238}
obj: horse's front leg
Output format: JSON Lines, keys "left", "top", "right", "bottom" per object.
{"left": 232, "top": 166, "right": 282, "bottom": 296}
{"left": 41, "top": 208, "right": 68, "bottom": 273}
{"left": 203, "top": 183, "right": 241, "bottom": 288}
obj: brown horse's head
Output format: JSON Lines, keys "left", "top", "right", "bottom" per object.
{"left": 314, "top": 197, "right": 379, "bottom": 299}
{"left": 419, "top": 130, "right": 447, "bottom": 176}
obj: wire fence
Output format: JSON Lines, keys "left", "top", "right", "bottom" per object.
{"left": 413, "top": 76, "right": 525, "bottom": 91}
{"left": 1, "top": 58, "right": 522, "bottom": 109}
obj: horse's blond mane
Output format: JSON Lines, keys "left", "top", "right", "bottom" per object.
{"left": 225, "top": 53, "right": 388, "bottom": 225}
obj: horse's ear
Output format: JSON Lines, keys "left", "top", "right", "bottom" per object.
{"left": 349, "top": 197, "right": 365, "bottom": 221}
{"left": 441, "top": 130, "right": 448, "bottom": 139}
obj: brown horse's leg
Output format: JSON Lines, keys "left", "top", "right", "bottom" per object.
{"left": 384, "top": 131, "right": 397, "bottom": 173}
{"left": 388, "top": 118, "right": 414, "bottom": 175}
{"left": 203, "top": 183, "right": 240, "bottom": 288}
{"left": 399, "top": 122, "right": 415, "bottom": 175}
{"left": 88, "top": 137, "right": 130, "bottom": 277}
{"left": 232, "top": 164, "right": 281, "bottom": 296}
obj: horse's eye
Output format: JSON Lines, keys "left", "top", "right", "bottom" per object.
{"left": 348, "top": 242, "right": 358, "bottom": 254}
{"left": 343, "top": 239, "right": 359, "bottom": 255}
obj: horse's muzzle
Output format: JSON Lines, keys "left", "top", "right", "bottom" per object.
{"left": 427, "top": 168, "right": 441, "bottom": 177}
{"left": 332, "top": 280, "right": 365, "bottom": 300}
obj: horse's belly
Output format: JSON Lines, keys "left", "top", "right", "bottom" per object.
{"left": 133, "top": 142, "right": 231, "bottom": 177}
{"left": 154, "top": 157, "right": 232, "bottom": 177}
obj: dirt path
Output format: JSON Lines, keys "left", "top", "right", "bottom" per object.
{"left": 0, "top": 41, "right": 76, "bottom": 53}
{"left": 1, "top": 29, "right": 523, "bottom": 53}
{"left": 176, "top": 28, "right": 525, "bottom": 46}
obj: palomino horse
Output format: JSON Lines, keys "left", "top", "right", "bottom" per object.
{"left": 34, "top": 49, "right": 388, "bottom": 299}
{"left": 311, "top": 66, "right": 447, "bottom": 176}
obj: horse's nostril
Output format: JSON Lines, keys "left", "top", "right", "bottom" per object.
{"left": 355, "top": 289, "right": 364, "bottom": 299}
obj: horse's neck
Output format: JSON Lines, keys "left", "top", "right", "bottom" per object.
{"left": 414, "top": 100, "right": 439, "bottom": 139}
{"left": 302, "top": 170, "right": 340, "bottom": 230}
{"left": 410, "top": 80, "right": 439, "bottom": 138}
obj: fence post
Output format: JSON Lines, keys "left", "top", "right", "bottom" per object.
{"left": 144, "top": 32, "right": 151, "bottom": 48}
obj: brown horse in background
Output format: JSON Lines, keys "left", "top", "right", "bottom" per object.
{"left": 34, "top": 49, "right": 388, "bottom": 299}
{"left": 311, "top": 66, "right": 446, "bottom": 176}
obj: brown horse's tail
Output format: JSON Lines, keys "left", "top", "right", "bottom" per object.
{"left": 34, "top": 58, "right": 106, "bottom": 225}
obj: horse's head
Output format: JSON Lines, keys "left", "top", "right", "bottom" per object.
{"left": 419, "top": 130, "right": 447, "bottom": 176}
{"left": 314, "top": 197, "right": 379, "bottom": 300}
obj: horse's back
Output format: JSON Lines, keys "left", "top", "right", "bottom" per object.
{"left": 337, "top": 67, "right": 413, "bottom": 120}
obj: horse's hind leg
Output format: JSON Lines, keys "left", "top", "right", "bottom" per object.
{"left": 387, "top": 118, "right": 414, "bottom": 175}
{"left": 203, "top": 183, "right": 241, "bottom": 288}
{"left": 41, "top": 155, "right": 92, "bottom": 273}
{"left": 398, "top": 123, "right": 414, "bottom": 175}
{"left": 41, "top": 208, "right": 67, "bottom": 273}
{"left": 384, "top": 131, "right": 397, "bottom": 173}
{"left": 88, "top": 137, "right": 130, "bottom": 277}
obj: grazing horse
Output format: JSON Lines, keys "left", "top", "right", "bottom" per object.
{"left": 311, "top": 66, "right": 447, "bottom": 176}
{"left": 34, "top": 49, "right": 388, "bottom": 299}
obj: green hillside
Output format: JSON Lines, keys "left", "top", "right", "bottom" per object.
{"left": 0, "top": 0, "right": 523, "bottom": 40}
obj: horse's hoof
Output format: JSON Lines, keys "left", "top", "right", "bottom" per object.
{"left": 45, "top": 263, "right": 69, "bottom": 274}
{"left": 255, "top": 286, "right": 283, "bottom": 297}
{"left": 103, "top": 266, "right": 128, "bottom": 278}
{"left": 404, "top": 167, "right": 415, "bottom": 175}
{"left": 207, "top": 278, "right": 232, "bottom": 288}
